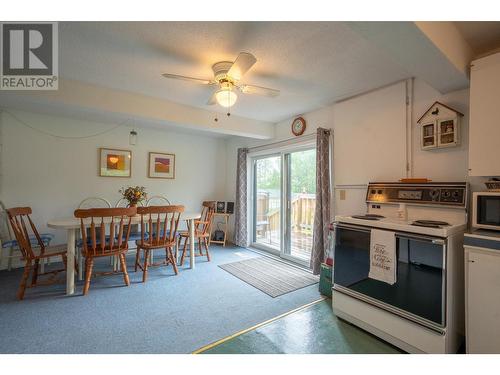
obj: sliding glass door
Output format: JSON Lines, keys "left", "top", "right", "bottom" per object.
{"left": 285, "top": 149, "right": 316, "bottom": 262}
{"left": 252, "top": 146, "right": 316, "bottom": 266}
{"left": 253, "top": 155, "right": 282, "bottom": 251}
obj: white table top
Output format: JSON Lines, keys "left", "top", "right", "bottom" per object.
{"left": 48, "top": 212, "right": 201, "bottom": 230}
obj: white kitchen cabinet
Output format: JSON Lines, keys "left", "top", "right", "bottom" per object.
{"left": 469, "top": 52, "right": 500, "bottom": 177}
{"left": 465, "top": 246, "right": 500, "bottom": 353}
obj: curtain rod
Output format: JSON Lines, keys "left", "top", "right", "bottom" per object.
{"left": 247, "top": 129, "right": 330, "bottom": 152}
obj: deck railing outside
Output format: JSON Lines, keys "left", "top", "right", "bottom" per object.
{"left": 256, "top": 193, "right": 315, "bottom": 259}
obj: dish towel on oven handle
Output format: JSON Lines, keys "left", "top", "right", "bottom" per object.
{"left": 368, "top": 229, "right": 397, "bottom": 285}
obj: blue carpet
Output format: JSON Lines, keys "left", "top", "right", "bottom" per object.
{"left": 0, "top": 246, "right": 320, "bottom": 353}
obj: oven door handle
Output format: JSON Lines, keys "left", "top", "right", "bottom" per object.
{"left": 334, "top": 223, "right": 371, "bottom": 233}
{"left": 335, "top": 223, "right": 446, "bottom": 244}
{"left": 431, "top": 238, "right": 445, "bottom": 245}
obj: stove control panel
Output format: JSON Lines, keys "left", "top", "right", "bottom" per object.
{"left": 397, "top": 190, "right": 423, "bottom": 200}
{"left": 366, "top": 182, "right": 467, "bottom": 207}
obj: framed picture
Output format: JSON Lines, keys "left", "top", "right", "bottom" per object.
{"left": 99, "top": 148, "right": 131, "bottom": 177}
{"left": 216, "top": 201, "right": 226, "bottom": 213}
{"left": 148, "top": 152, "right": 175, "bottom": 179}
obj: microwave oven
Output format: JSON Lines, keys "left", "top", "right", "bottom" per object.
{"left": 472, "top": 192, "right": 500, "bottom": 231}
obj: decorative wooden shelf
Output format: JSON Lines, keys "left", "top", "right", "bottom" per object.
{"left": 209, "top": 212, "right": 231, "bottom": 246}
{"left": 418, "top": 102, "right": 462, "bottom": 150}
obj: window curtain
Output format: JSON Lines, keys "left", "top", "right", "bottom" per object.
{"left": 310, "top": 128, "right": 331, "bottom": 274}
{"left": 234, "top": 148, "right": 249, "bottom": 247}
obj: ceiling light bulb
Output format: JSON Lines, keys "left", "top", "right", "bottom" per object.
{"left": 215, "top": 87, "right": 237, "bottom": 108}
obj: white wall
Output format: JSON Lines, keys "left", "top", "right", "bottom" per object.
{"left": 224, "top": 79, "right": 474, "bottom": 240}
{"left": 411, "top": 80, "right": 469, "bottom": 181}
{"left": 0, "top": 109, "right": 227, "bottom": 253}
{"left": 1, "top": 78, "right": 479, "bottom": 254}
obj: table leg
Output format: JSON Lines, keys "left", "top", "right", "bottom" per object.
{"left": 223, "top": 215, "right": 228, "bottom": 247}
{"left": 66, "top": 228, "right": 76, "bottom": 295}
{"left": 189, "top": 218, "right": 195, "bottom": 269}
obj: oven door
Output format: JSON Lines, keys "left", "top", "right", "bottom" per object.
{"left": 333, "top": 223, "right": 446, "bottom": 331}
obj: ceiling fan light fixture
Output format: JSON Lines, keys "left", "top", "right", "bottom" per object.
{"left": 162, "top": 52, "right": 279, "bottom": 107}
{"left": 215, "top": 87, "right": 238, "bottom": 108}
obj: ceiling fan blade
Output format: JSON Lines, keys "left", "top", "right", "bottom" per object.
{"left": 227, "top": 52, "right": 257, "bottom": 81}
{"left": 207, "top": 91, "right": 217, "bottom": 105}
{"left": 239, "top": 84, "right": 280, "bottom": 97}
{"left": 162, "top": 73, "right": 213, "bottom": 85}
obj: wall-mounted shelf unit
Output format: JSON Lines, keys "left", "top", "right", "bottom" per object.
{"left": 417, "top": 102, "right": 462, "bottom": 150}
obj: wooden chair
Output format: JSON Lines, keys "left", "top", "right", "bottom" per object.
{"left": 178, "top": 201, "right": 215, "bottom": 266}
{"left": 115, "top": 198, "right": 143, "bottom": 251}
{"left": 1, "top": 201, "right": 54, "bottom": 272}
{"left": 135, "top": 205, "right": 184, "bottom": 282}
{"left": 114, "top": 198, "right": 148, "bottom": 272}
{"left": 6, "top": 207, "right": 68, "bottom": 300}
{"left": 145, "top": 195, "right": 172, "bottom": 264}
{"left": 76, "top": 197, "right": 112, "bottom": 278}
{"left": 74, "top": 207, "right": 136, "bottom": 295}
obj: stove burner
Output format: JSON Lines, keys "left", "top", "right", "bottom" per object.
{"left": 411, "top": 220, "right": 450, "bottom": 228}
{"left": 352, "top": 214, "right": 386, "bottom": 221}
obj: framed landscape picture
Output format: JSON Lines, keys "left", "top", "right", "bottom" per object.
{"left": 148, "top": 152, "right": 175, "bottom": 179}
{"left": 99, "top": 148, "right": 132, "bottom": 177}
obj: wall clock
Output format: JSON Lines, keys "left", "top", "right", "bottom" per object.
{"left": 291, "top": 117, "right": 306, "bottom": 136}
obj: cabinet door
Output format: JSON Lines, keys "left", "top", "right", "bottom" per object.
{"left": 469, "top": 53, "right": 500, "bottom": 176}
{"left": 421, "top": 122, "right": 437, "bottom": 149}
{"left": 467, "top": 250, "right": 500, "bottom": 353}
{"left": 437, "top": 118, "right": 458, "bottom": 147}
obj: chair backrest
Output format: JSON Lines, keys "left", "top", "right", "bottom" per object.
{"left": 74, "top": 207, "right": 136, "bottom": 256}
{"left": 137, "top": 205, "right": 184, "bottom": 246}
{"left": 78, "top": 198, "right": 112, "bottom": 239}
{"left": 78, "top": 197, "right": 112, "bottom": 209}
{"left": 146, "top": 195, "right": 171, "bottom": 206}
{"left": 0, "top": 201, "right": 13, "bottom": 242}
{"left": 6, "top": 207, "right": 44, "bottom": 260}
{"left": 198, "top": 201, "right": 216, "bottom": 235}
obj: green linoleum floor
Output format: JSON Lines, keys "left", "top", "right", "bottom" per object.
{"left": 201, "top": 299, "right": 404, "bottom": 354}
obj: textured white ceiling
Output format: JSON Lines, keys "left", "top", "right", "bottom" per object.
{"left": 59, "top": 22, "right": 413, "bottom": 122}
{"left": 454, "top": 21, "right": 500, "bottom": 56}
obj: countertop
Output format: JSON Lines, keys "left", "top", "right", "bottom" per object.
{"left": 464, "top": 229, "right": 500, "bottom": 251}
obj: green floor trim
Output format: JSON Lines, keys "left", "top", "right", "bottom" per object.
{"left": 192, "top": 298, "right": 326, "bottom": 354}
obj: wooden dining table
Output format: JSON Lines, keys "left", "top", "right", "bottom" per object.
{"left": 47, "top": 212, "right": 201, "bottom": 295}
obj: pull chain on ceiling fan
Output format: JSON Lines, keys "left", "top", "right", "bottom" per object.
{"left": 161, "top": 52, "right": 280, "bottom": 109}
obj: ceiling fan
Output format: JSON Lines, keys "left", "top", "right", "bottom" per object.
{"left": 161, "top": 52, "right": 280, "bottom": 109}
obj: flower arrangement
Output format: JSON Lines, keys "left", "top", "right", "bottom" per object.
{"left": 119, "top": 186, "right": 147, "bottom": 206}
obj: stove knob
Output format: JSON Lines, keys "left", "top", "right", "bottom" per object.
{"left": 443, "top": 191, "right": 451, "bottom": 198}
{"left": 429, "top": 189, "right": 440, "bottom": 200}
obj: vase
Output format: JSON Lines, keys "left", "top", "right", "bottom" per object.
{"left": 129, "top": 203, "right": 137, "bottom": 208}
